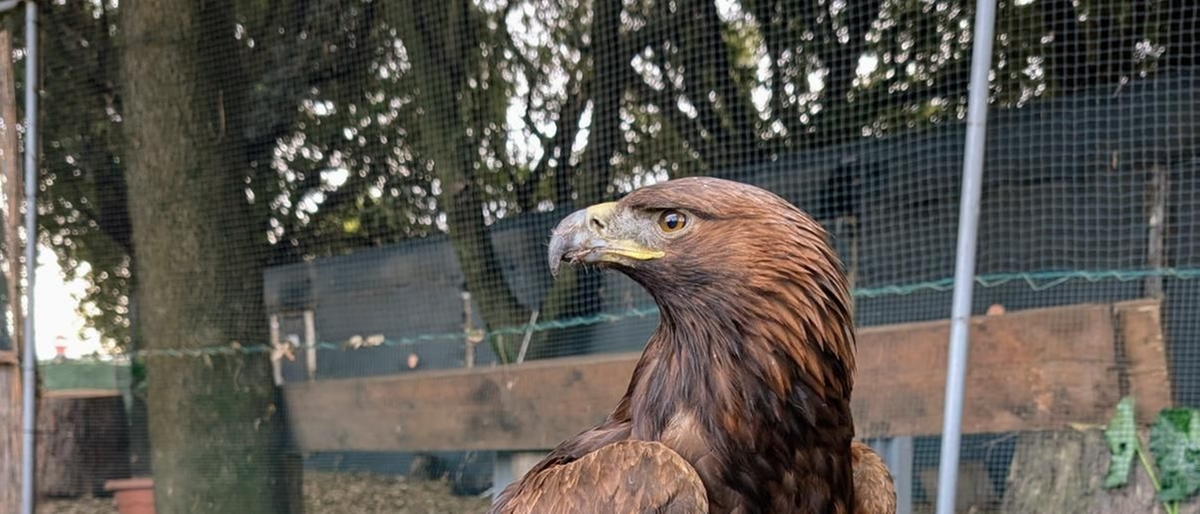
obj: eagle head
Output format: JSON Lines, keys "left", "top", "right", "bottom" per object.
{"left": 548, "top": 176, "right": 849, "bottom": 317}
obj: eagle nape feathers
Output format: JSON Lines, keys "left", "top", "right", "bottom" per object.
{"left": 490, "top": 177, "right": 896, "bottom": 514}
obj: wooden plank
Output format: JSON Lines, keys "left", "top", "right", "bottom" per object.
{"left": 851, "top": 303, "right": 1122, "bottom": 437}
{"left": 1114, "top": 299, "right": 1172, "bottom": 423}
{"left": 42, "top": 389, "right": 121, "bottom": 399}
{"left": 283, "top": 301, "right": 1171, "bottom": 452}
{"left": 0, "top": 349, "right": 19, "bottom": 514}
{"left": 285, "top": 352, "right": 637, "bottom": 452}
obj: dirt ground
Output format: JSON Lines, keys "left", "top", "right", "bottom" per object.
{"left": 36, "top": 471, "right": 492, "bottom": 514}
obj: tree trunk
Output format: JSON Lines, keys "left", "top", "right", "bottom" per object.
{"left": 395, "top": 0, "right": 531, "bottom": 361}
{"left": 676, "top": 0, "right": 761, "bottom": 170}
{"left": 1002, "top": 429, "right": 1200, "bottom": 514}
{"left": 1041, "top": 0, "right": 1089, "bottom": 92}
{"left": 0, "top": 26, "right": 21, "bottom": 514}
{"left": 0, "top": 27, "right": 21, "bottom": 353}
{"left": 119, "top": 0, "right": 297, "bottom": 512}
{"left": 524, "top": 0, "right": 627, "bottom": 361}
{"left": 809, "top": 0, "right": 881, "bottom": 148}
{"left": 35, "top": 390, "right": 131, "bottom": 498}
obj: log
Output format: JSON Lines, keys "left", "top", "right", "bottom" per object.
{"left": 36, "top": 389, "right": 131, "bottom": 498}
{"left": 1001, "top": 429, "right": 1200, "bottom": 514}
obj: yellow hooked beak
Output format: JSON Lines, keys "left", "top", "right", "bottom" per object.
{"left": 547, "top": 202, "right": 665, "bottom": 277}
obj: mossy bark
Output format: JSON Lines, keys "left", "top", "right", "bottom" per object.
{"left": 119, "top": 0, "right": 297, "bottom": 512}
{"left": 1002, "top": 429, "right": 1200, "bottom": 514}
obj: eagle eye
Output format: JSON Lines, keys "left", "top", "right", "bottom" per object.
{"left": 657, "top": 210, "right": 688, "bottom": 233}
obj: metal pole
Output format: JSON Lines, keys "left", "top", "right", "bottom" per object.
{"left": 934, "top": 0, "right": 997, "bottom": 513}
{"left": 19, "top": 2, "right": 38, "bottom": 514}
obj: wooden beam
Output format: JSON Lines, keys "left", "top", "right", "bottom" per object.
{"left": 850, "top": 300, "right": 1167, "bottom": 437}
{"left": 285, "top": 352, "right": 637, "bottom": 452}
{"left": 1114, "top": 299, "right": 1173, "bottom": 420}
{"left": 282, "top": 300, "right": 1171, "bottom": 452}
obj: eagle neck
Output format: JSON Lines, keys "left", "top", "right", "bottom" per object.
{"left": 636, "top": 290, "right": 854, "bottom": 428}
{"left": 627, "top": 279, "right": 859, "bottom": 513}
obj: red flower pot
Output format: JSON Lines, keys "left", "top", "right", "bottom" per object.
{"left": 104, "top": 477, "right": 155, "bottom": 514}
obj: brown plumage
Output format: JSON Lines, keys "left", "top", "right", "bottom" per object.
{"left": 489, "top": 177, "right": 896, "bottom": 514}
{"left": 852, "top": 439, "right": 898, "bottom": 514}
{"left": 491, "top": 440, "right": 709, "bottom": 514}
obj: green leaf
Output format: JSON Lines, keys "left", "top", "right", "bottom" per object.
{"left": 1149, "top": 407, "right": 1200, "bottom": 502}
{"left": 1104, "top": 396, "right": 1138, "bottom": 489}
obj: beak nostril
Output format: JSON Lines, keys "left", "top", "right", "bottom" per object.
{"left": 589, "top": 215, "right": 607, "bottom": 233}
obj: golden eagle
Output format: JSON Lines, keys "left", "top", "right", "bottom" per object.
{"left": 489, "top": 177, "right": 895, "bottom": 514}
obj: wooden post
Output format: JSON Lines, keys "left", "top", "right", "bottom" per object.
{"left": 303, "top": 309, "right": 316, "bottom": 381}
{"left": 0, "top": 28, "right": 22, "bottom": 514}
{"left": 0, "top": 349, "right": 19, "bottom": 514}
{"left": 462, "top": 291, "right": 475, "bottom": 368}
{"left": 269, "top": 314, "right": 303, "bottom": 513}
{"left": 1145, "top": 165, "right": 1167, "bottom": 299}
{"left": 847, "top": 215, "right": 859, "bottom": 290}
{"left": 269, "top": 314, "right": 284, "bottom": 386}
{"left": 516, "top": 309, "right": 539, "bottom": 364}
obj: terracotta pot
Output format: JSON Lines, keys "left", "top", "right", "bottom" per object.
{"left": 104, "top": 477, "right": 155, "bottom": 514}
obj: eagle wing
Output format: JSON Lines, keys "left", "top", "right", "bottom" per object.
{"left": 851, "top": 441, "right": 897, "bottom": 514}
{"left": 489, "top": 440, "right": 709, "bottom": 514}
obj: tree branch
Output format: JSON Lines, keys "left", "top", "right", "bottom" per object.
{"left": 630, "top": 76, "right": 716, "bottom": 167}
{"left": 746, "top": 0, "right": 791, "bottom": 134}
{"left": 526, "top": 71, "right": 589, "bottom": 210}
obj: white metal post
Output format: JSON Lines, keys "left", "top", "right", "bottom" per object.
{"left": 19, "top": 1, "right": 38, "bottom": 513}
{"left": 934, "top": 0, "right": 998, "bottom": 513}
